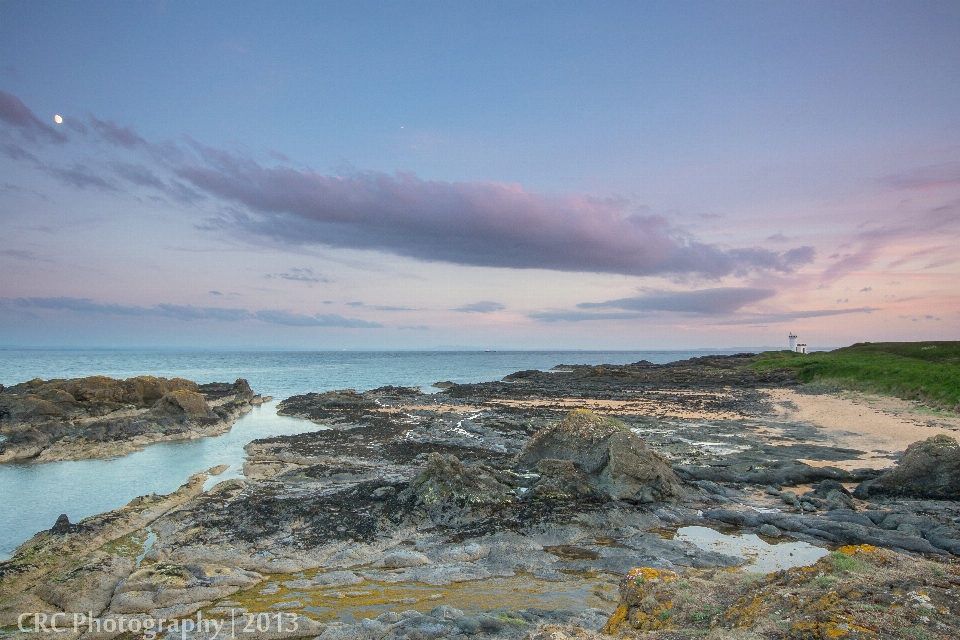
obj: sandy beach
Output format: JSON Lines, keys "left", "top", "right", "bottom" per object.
{"left": 766, "top": 388, "right": 960, "bottom": 470}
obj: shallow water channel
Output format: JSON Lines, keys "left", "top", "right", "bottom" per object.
{"left": 674, "top": 525, "right": 828, "bottom": 573}
{"left": 0, "top": 401, "right": 322, "bottom": 559}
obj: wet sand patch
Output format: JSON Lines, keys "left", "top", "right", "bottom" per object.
{"left": 488, "top": 396, "right": 743, "bottom": 421}
{"left": 765, "top": 388, "right": 959, "bottom": 469}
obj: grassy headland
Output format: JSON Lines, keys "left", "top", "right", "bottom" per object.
{"left": 750, "top": 341, "right": 960, "bottom": 411}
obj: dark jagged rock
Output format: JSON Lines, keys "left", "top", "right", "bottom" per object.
{"left": 197, "top": 378, "right": 255, "bottom": 401}
{"left": 854, "top": 434, "right": 960, "bottom": 500}
{"left": 404, "top": 452, "right": 514, "bottom": 507}
{"left": 449, "top": 354, "right": 797, "bottom": 401}
{"left": 50, "top": 514, "right": 78, "bottom": 536}
{"left": 824, "top": 489, "right": 856, "bottom": 511}
{"left": 814, "top": 478, "right": 857, "bottom": 511}
{"left": 275, "top": 389, "right": 376, "bottom": 424}
{"left": 676, "top": 458, "right": 855, "bottom": 486}
{"left": 704, "top": 502, "right": 960, "bottom": 556}
{"left": 815, "top": 479, "right": 851, "bottom": 497}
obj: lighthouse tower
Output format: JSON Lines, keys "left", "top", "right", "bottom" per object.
{"left": 789, "top": 332, "right": 798, "bottom": 351}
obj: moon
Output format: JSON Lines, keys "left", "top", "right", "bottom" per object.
{"left": 54, "top": 115, "right": 63, "bottom": 124}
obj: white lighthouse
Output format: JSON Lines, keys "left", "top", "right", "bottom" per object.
{"left": 789, "top": 332, "right": 797, "bottom": 351}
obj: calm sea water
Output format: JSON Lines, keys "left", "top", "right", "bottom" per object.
{"left": 0, "top": 349, "right": 750, "bottom": 558}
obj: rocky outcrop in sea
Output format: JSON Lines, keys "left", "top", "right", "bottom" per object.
{"left": 0, "top": 376, "right": 269, "bottom": 463}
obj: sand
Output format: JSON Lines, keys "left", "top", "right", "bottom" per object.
{"left": 489, "top": 396, "right": 744, "bottom": 421}
{"left": 765, "top": 388, "right": 960, "bottom": 470}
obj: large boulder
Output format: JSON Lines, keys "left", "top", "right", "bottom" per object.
{"left": 61, "top": 375, "right": 133, "bottom": 404}
{"left": 601, "top": 431, "right": 687, "bottom": 502}
{"left": 529, "top": 458, "right": 596, "bottom": 499}
{"left": 854, "top": 435, "right": 960, "bottom": 500}
{"left": 125, "top": 376, "right": 197, "bottom": 405}
{"left": 518, "top": 408, "right": 626, "bottom": 473}
{"left": 518, "top": 409, "right": 686, "bottom": 503}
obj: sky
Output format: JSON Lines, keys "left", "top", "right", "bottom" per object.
{"left": 1, "top": 0, "right": 959, "bottom": 350}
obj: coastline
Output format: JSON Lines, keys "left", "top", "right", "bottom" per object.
{"left": 1, "top": 354, "right": 958, "bottom": 639}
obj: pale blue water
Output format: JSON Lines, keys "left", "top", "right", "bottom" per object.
{"left": 0, "top": 349, "right": 751, "bottom": 559}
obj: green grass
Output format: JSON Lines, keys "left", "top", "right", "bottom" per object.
{"left": 903, "top": 626, "right": 934, "bottom": 640}
{"left": 749, "top": 341, "right": 960, "bottom": 411}
{"left": 689, "top": 606, "right": 720, "bottom": 623}
{"left": 741, "top": 572, "right": 765, "bottom": 584}
{"left": 495, "top": 612, "right": 525, "bottom": 626}
{"left": 827, "top": 551, "right": 868, "bottom": 573}
{"left": 813, "top": 575, "right": 837, "bottom": 588}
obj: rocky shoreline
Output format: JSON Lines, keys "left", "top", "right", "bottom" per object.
{"left": 0, "top": 376, "right": 270, "bottom": 463}
{"left": 1, "top": 354, "right": 959, "bottom": 639}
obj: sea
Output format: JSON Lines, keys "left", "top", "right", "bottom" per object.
{"left": 0, "top": 348, "right": 755, "bottom": 559}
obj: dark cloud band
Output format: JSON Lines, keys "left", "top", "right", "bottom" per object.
{"left": 453, "top": 301, "right": 505, "bottom": 313}
{"left": 713, "top": 307, "right": 878, "bottom": 325}
{"left": 578, "top": 287, "right": 777, "bottom": 314}
{"left": 179, "top": 154, "right": 815, "bottom": 277}
{"left": 0, "top": 89, "right": 67, "bottom": 144}
{"left": 3, "top": 297, "right": 381, "bottom": 328}
{"left": 3, "top": 89, "right": 818, "bottom": 278}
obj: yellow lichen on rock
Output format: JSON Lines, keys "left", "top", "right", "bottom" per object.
{"left": 626, "top": 567, "right": 677, "bottom": 584}
{"left": 555, "top": 408, "right": 628, "bottom": 440}
{"left": 600, "top": 604, "right": 628, "bottom": 634}
{"left": 602, "top": 544, "right": 957, "bottom": 639}
{"left": 723, "top": 592, "right": 767, "bottom": 628}
{"left": 837, "top": 544, "right": 877, "bottom": 555}
{"left": 605, "top": 567, "right": 679, "bottom": 632}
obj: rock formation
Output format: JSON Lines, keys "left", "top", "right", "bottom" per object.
{"left": 518, "top": 409, "right": 687, "bottom": 502}
{"left": 2, "top": 355, "right": 959, "bottom": 639}
{"left": 0, "top": 376, "right": 268, "bottom": 463}
{"left": 854, "top": 434, "right": 960, "bottom": 500}
{"left": 604, "top": 545, "right": 960, "bottom": 638}
{"left": 405, "top": 451, "right": 514, "bottom": 507}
